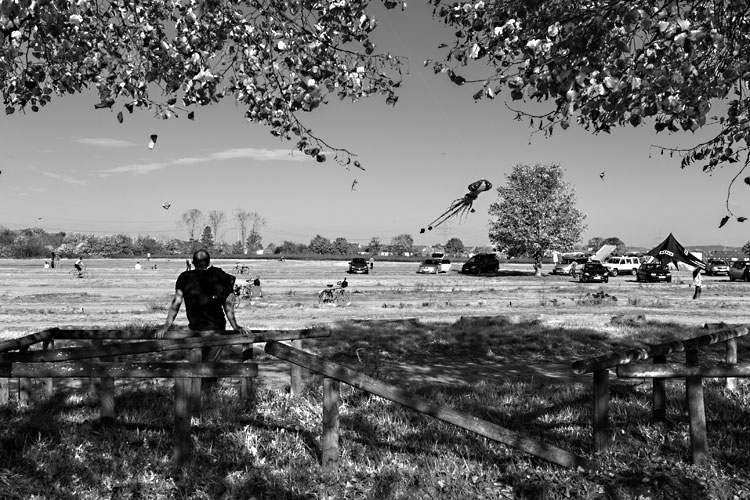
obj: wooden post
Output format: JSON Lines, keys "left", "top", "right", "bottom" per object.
{"left": 18, "top": 346, "right": 31, "bottom": 405}
{"left": 290, "top": 339, "right": 304, "bottom": 396}
{"left": 652, "top": 355, "right": 666, "bottom": 423}
{"left": 725, "top": 338, "right": 737, "bottom": 392}
{"left": 99, "top": 343, "right": 115, "bottom": 425}
{"left": 322, "top": 378, "right": 340, "bottom": 471}
{"left": 0, "top": 373, "right": 7, "bottom": 406}
{"left": 592, "top": 369, "right": 609, "bottom": 452}
{"left": 42, "top": 339, "right": 54, "bottom": 397}
{"left": 189, "top": 348, "right": 202, "bottom": 416}
{"left": 241, "top": 344, "right": 254, "bottom": 405}
{"left": 685, "top": 348, "right": 708, "bottom": 465}
{"left": 173, "top": 378, "right": 191, "bottom": 466}
{"left": 88, "top": 340, "right": 102, "bottom": 397}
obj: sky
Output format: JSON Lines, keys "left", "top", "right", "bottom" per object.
{"left": 1, "top": 2, "right": 749, "bottom": 251}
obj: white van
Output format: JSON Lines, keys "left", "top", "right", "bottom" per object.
{"left": 603, "top": 256, "right": 641, "bottom": 276}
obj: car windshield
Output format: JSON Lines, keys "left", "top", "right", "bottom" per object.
{"left": 352, "top": 258, "right": 366, "bottom": 264}
{"left": 423, "top": 259, "right": 439, "bottom": 265}
{"left": 709, "top": 260, "right": 726, "bottom": 265}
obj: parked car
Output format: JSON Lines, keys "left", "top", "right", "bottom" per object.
{"left": 705, "top": 259, "right": 729, "bottom": 276}
{"left": 728, "top": 261, "right": 750, "bottom": 281}
{"left": 461, "top": 253, "right": 500, "bottom": 274}
{"left": 578, "top": 262, "right": 609, "bottom": 283}
{"left": 417, "top": 259, "right": 440, "bottom": 274}
{"left": 603, "top": 256, "right": 642, "bottom": 276}
{"left": 552, "top": 257, "right": 589, "bottom": 276}
{"left": 635, "top": 263, "right": 672, "bottom": 283}
{"left": 348, "top": 257, "right": 369, "bottom": 274}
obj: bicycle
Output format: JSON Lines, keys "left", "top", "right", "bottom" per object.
{"left": 232, "top": 263, "right": 250, "bottom": 274}
{"left": 69, "top": 268, "right": 91, "bottom": 279}
{"left": 318, "top": 280, "right": 350, "bottom": 305}
{"left": 232, "top": 278, "right": 263, "bottom": 307}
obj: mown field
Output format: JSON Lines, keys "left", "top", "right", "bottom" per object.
{"left": 1, "top": 258, "right": 749, "bottom": 499}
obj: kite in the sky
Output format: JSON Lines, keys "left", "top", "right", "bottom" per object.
{"left": 162, "top": 202, "right": 171, "bottom": 210}
{"left": 148, "top": 134, "right": 158, "bottom": 150}
{"left": 420, "top": 179, "right": 492, "bottom": 233}
{"left": 351, "top": 179, "right": 358, "bottom": 191}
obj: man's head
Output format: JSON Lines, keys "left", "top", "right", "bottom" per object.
{"left": 192, "top": 249, "right": 211, "bottom": 269}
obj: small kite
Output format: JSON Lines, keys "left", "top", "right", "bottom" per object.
{"left": 599, "top": 171, "right": 606, "bottom": 181}
{"left": 420, "top": 179, "right": 492, "bottom": 233}
{"left": 162, "top": 202, "right": 171, "bottom": 210}
{"left": 148, "top": 134, "right": 158, "bottom": 150}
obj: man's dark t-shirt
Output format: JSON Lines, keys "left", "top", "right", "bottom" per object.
{"left": 176, "top": 267, "right": 236, "bottom": 331}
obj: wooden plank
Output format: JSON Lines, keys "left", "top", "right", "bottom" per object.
{"left": 686, "top": 376, "right": 709, "bottom": 466}
{"left": 652, "top": 355, "right": 666, "bottom": 423}
{"left": 592, "top": 369, "right": 609, "bottom": 452}
{"left": 618, "top": 362, "right": 750, "bottom": 378}
{"left": 51, "top": 327, "right": 330, "bottom": 342}
{"left": 571, "top": 326, "right": 749, "bottom": 374}
{"left": 0, "top": 335, "right": 257, "bottom": 363}
{"left": 189, "top": 348, "right": 202, "bottom": 416}
{"left": 265, "top": 340, "right": 592, "bottom": 469}
{"left": 725, "top": 338, "right": 737, "bottom": 391}
{"left": 42, "top": 339, "right": 54, "bottom": 397}
{"left": 18, "top": 346, "right": 31, "bottom": 405}
{"left": 0, "top": 328, "right": 57, "bottom": 353}
{"left": 0, "top": 373, "right": 7, "bottom": 406}
{"left": 0, "top": 362, "right": 258, "bottom": 378}
{"left": 322, "top": 378, "right": 340, "bottom": 471}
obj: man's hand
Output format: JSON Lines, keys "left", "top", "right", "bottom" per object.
{"left": 155, "top": 326, "right": 169, "bottom": 339}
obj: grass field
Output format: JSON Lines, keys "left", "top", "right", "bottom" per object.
{"left": 1, "top": 258, "right": 749, "bottom": 499}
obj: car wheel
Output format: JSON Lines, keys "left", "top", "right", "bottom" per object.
{"left": 604, "top": 277, "right": 609, "bottom": 283}
{"left": 635, "top": 273, "right": 640, "bottom": 282}
{"left": 631, "top": 268, "right": 637, "bottom": 276}
{"left": 745, "top": 272, "right": 750, "bottom": 282}
{"left": 609, "top": 269, "right": 618, "bottom": 277}
{"left": 667, "top": 277, "right": 671, "bottom": 283}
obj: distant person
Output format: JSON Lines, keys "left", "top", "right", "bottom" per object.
{"left": 570, "top": 260, "right": 579, "bottom": 279}
{"left": 185, "top": 259, "right": 192, "bottom": 271}
{"left": 146, "top": 252, "right": 151, "bottom": 262}
{"left": 692, "top": 267, "right": 703, "bottom": 299}
{"left": 73, "top": 256, "right": 85, "bottom": 278}
{"left": 135, "top": 261, "right": 142, "bottom": 270}
{"left": 252, "top": 276, "right": 263, "bottom": 298}
{"left": 156, "top": 249, "right": 249, "bottom": 388}
{"left": 369, "top": 256, "right": 374, "bottom": 270}
{"left": 44, "top": 261, "right": 50, "bottom": 269}
{"left": 50, "top": 251, "right": 56, "bottom": 269}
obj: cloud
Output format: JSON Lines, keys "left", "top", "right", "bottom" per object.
{"left": 100, "top": 147, "right": 309, "bottom": 175}
{"left": 75, "top": 137, "right": 136, "bottom": 148}
{"left": 37, "top": 169, "right": 87, "bottom": 186}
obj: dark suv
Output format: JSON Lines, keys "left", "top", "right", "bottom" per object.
{"left": 461, "top": 253, "right": 500, "bottom": 274}
{"left": 348, "top": 257, "right": 369, "bottom": 274}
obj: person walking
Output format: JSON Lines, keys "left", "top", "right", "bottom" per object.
{"left": 692, "top": 267, "right": 703, "bottom": 299}
{"left": 156, "top": 249, "right": 249, "bottom": 388}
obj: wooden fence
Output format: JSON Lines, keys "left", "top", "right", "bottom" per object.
{"left": 570, "top": 324, "right": 748, "bottom": 457}
{"left": 0, "top": 327, "right": 329, "bottom": 464}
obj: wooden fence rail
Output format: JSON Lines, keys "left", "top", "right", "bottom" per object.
{"left": 265, "top": 340, "right": 593, "bottom": 470}
{"left": 617, "top": 361, "right": 750, "bottom": 465}
{"left": 570, "top": 325, "right": 748, "bottom": 452}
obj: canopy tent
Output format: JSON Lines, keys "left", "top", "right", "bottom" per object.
{"left": 646, "top": 233, "right": 705, "bottom": 270}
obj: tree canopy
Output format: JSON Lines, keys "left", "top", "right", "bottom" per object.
{"left": 431, "top": 0, "right": 750, "bottom": 221}
{"left": 489, "top": 163, "right": 586, "bottom": 275}
{"left": 1, "top": 0, "right": 405, "bottom": 165}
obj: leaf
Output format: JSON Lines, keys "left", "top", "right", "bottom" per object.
{"left": 737, "top": 217, "right": 747, "bottom": 222}
{"left": 447, "top": 70, "right": 465, "bottom": 85}
{"left": 718, "top": 215, "right": 730, "bottom": 228}
{"left": 148, "top": 134, "right": 158, "bottom": 150}
{"left": 188, "top": 111, "right": 195, "bottom": 120}
{"left": 4, "top": 107, "right": 14, "bottom": 115}
{"left": 117, "top": 111, "right": 123, "bottom": 123}
{"left": 744, "top": 177, "right": 750, "bottom": 185}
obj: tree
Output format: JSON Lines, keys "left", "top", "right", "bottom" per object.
{"left": 207, "top": 211, "right": 226, "bottom": 243}
{"left": 433, "top": 1, "right": 750, "bottom": 224}
{"left": 2, "top": 0, "right": 405, "bottom": 167}
{"left": 367, "top": 237, "right": 383, "bottom": 255}
{"left": 332, "top": 237, "right": 351, "bottom": 255}
{"left": 445, "top": 237, "right": 465, "bottom": 256}
{"left": 586, "top": 237, "right": 605, "bottom": 252}
{"left": 181, "top": 209, "right": 203, "bottom": 241}
{"left": 200, "top": 226, "right": 214, "bottom": 249}
{"left": 309, "top": 235, "right": 333, "bottom": 255}
{"left": 246, "top": 231, "right": 263, "bottom": 253}
{"left": 390, "top": 234, "right": 414, "bottom": 256}
{"left": 489, "top": 163, "right": 587, "bottom": 276}
{"left": 603, "top": 237, "right": 627, "bottom": 255}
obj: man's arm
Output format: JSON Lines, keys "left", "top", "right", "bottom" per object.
{"left": 223, "top": 295, "right": 249, "bottom": 335}
{"left": 156, "top": 289, "right": 184, "bottom": 338}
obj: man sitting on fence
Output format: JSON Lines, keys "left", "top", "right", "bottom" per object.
{"left": 156, "top": 249, "right": 249, "bottom": 387}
